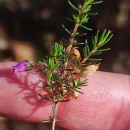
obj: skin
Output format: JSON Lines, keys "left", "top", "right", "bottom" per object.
{"left": 0, "top": 62, "right": 130, "bottom": 130}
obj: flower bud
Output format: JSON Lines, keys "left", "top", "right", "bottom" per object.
{"left": 71, "top": 47, "right": 80, "bottom": 59}
{"left": 80, "top": 64, "right": 99, "bottom": 77}
{"left": 12, "top": 61, "right": 33, "bottom": 72}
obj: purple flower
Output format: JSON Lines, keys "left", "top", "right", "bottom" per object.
{"left": 13, "top": 61, "right": 31, "bottom": 72}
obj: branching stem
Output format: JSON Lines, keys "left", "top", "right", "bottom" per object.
{"left": 67, "top": 2, "right": 87, "bottom": 52}
{"left": 81, "top": 45, "right": 100, "bottom": 64}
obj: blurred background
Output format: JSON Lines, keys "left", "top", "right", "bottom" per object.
{"left": 0, "top": 0, "right": 130, "bottom": 129}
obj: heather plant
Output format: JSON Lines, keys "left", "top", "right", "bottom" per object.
{"left": 13, "top": 0, "right": 113, "bottom": 130}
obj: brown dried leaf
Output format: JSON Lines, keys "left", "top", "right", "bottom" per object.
{"left": 80, "top": 64, "right": 100, "bottom": 77}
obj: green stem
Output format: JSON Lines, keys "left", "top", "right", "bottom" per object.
{"left": 67, "top": 2, "right": 87, "bottom": 52}
{"left": 65, "top": 2, "right": 87, "bottom": 68}
{"left": 81, "top": 49, "right": 95, "bottom": 64}
{"left": 52, "top": 103, "right": 57, "bottom": 130}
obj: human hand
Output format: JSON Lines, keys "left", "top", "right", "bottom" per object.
{"left": 0, "top": 62, "right": 130, "bottom": 130}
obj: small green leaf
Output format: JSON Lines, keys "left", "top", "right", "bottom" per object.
{"left": 68, "top": 0, "right": 79, "bottom": 11}
{"left": 73, "top": 14, "right": 79, "bottom": 24}
{"left": 104, "top": 34, "right": 113, "bottom": 44}
{"left": 92, "top": 51, "right": 102, "bottom": 55}
{"left": 76, "top": 77, "right": 87, "bottom": 87}
{"left": 95, "top": 30, "right": 99, "bottom": 42}
{"left": 102, "top": 30, "right": 111, "bottom": 43}
{"left": 49, "top": 58, "right": 55, "bottom": 72}
{"left": 85, "top": 0, "right": 93, "bottom": 5}
{"left": 75, "top": 32, "right": 79, "bottom": 35}
{"left": 77, "top": 33, "right": 87, "bottom": 37}
{"left": 83, "top": 46, "right": 88, "bottom": 57}
{"left": 83, "top": 5, "right": 92, "bottom": 13}
{"left": 65, "top": 17, "right": 74, "bottom": 22}
{"left": 96, "top": 48, "right": 110, "bottom": 52}
{"left": 87, "top": 12, "right": 98, "bottom": 15}
{"left": 86, "top": 44, "right": 90, "bottom": 54}
{"left": 92, "top": 30, "right": 99, "bottom": 49}
{"left": 88, "top": 58, "right": 102, "bottom": 61}
{"left": 90, "top": 1, "right": 103, "bottom": 5}
{"left": 80, "top": 14, "right": 88, "bottom": 24}
{"left": 78, "top": 4, "right": 82, "bottom": 10}
{"left": 98, "top": 30, "right": 113, "bottom": 47}
{"left": 62, "top": 24, "right": 71, "bottom": 35}
{"left": 98, "top": 29, "right": 107, "bottom": 45}
{"left": 80, "top": 25, "right": 92, "bottom": 31}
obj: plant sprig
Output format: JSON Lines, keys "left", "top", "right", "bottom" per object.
{"left": 41, "top": 0, "right": 113, "bottom": 128}
{"left": 81, "top": 30, "right": 113, "bottom": 63}
{"left": 13, "top": 0, "right": 113, "bottom": 130}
